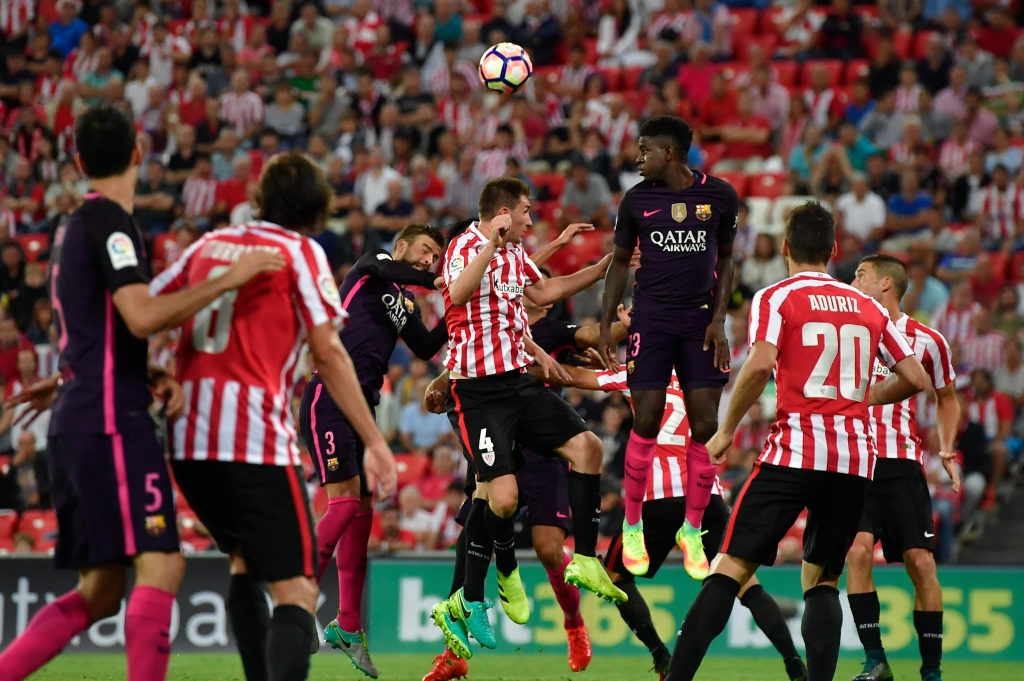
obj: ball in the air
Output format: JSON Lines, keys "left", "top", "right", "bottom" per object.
{"left": 478, "top": 42, "right": 533, "bottom": 94}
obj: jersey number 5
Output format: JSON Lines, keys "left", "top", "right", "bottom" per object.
{"left": 192, "top": 265, "right": 240, "bottom": 354}
{"left": 802, "top": 322, "right": 871, "bottom": 401}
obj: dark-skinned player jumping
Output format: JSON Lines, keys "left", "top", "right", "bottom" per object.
{"left": 598, "top": 115, "right": 738, "bottom": 580}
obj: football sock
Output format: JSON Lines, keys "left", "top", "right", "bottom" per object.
{"left": 684, "top": 442, "right": 717, "bottom": 529}
{"left": 848, "top": 591, "right": 886, "bottom": 664}
{"left": 336, "top": 507, "right": 373, "bottom": 632}
{"left": 227, "top": 573, "right": 270, "bottom": 681}
{"left": 623, "top": 432, "right": 656, "bottom": 526}
{"left": 666, "top": 573, "right": 741, "bottom": 681}
{"left": 266, "top": 605, "right": 313, "bottom": 681}
{"left": 616, "top": 581, "right": 664, "bottom": 653}
{"left": 802, "top": 585, "right": 843, "bottom": 681}
{"left": 567, "top": 471, "right": 601, "bottom": 556}
{"left": 125, "top": 586, "right": 174, "bottom": 681}
{"left": 485, "top": 504, "right": 518, "bottom": 576}
{"left": 463, "top": 498, "right": 493, "bottom": 602}
{"left": 450, "top": 527, "right": 467, "bottom": 597}
{"left": 914, "top": 610, "right": 943, "bottom": 676}
{"left": 0, "top": 590, "right": 91, "bottom": 681}
{"left": 740, "top": 584, "right": 801, "bottom": 670}
{"left": 546, "top": 552, "right": 583, "bottom": 628}
{"left": 315, "top": 496, "right": 359, "bottom": 581}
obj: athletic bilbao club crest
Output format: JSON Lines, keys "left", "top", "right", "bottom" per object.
{"left": 671, "top": 203, "right": 687, "bottom": 222}
{"left": 482, "top": 450, "right": 495, "bottom": 467}
{"left": 696, "top": 204, "right": 712, "bottom": 221}
{"left": 145, "top": 515, "right": 167, "bottom": 536}
{"left": 327, "top": 457, "right": 339, "bottom": 471}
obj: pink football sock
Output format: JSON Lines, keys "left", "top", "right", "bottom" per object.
{"left": 685, "top": 442, "right": 717, "bottom": 529}
{"left": 336, "top": 507, "right": 373, "bottom": 632}
{"left": 623, "top": 431, "right": 657, "bottom": 525}
{"left": 546, "top": 552, "right": 583, "bottom": 629}
{"left": 316, "top": 496, "right": 359, "bottom": 581}
{"left": 125, "top": 586, "right": 175, "bottom": 681}
{"left": 0, "top": 590, "right": 91, "bottom": 681}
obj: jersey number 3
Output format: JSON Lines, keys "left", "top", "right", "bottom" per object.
{"left": 192, "top": 265, "right": 240, "bottom": 354}
{"left": 802, "top": 322, "right": 870, "bottom": 401}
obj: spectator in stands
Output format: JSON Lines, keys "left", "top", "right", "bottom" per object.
{"left": 371, "top": 178, "right": 414, "bottom": 243}
{"left": 0, "top": 316, "right": 32, "bottom": 386}
{"left": 918, "top": 33, "right": 953, "bottom": 94}
{"left": 917, "top": 89, "right": 954, "bottom": 143}
{"left": 773, "top": 0, "right": 823, "bottom": 61}
{"left": 78, "top": 46, "right": 123, "bottom": 107}
{"left": 181, "top": 153, "right": 218, "bottom": 227}
{"left": 966, "top": 369, "right": 1014, "bottom": 510}
{"left": 596, "top": 0, "right": 652, "bottom": 68}
{"left": 560, "top": 156, "right": 613, "bottom": 230}
{"left": 220, "top": 70, "right": 264, "bottom": 143}
{"left": 957, "top": 35, "right": 995, "bottom": 89}
{"left": 134, "top": 159, "right": 178, "bottom": 235}
{"left": 369, "top": 504, "right": 417, "bottom": 553}
{"left": 25, "top": 298, "right": 52, "bottom": 347}
{"left": 950, "top": 149, "right": 989, "bottom": 221}
{"left": 697, "top": 72, "right": 735, "bottom": 144}
{"left": 935, "top": 63, "right": 969, "bottom": 120}
{"left": 211, "top": 129, "right": 247, "bottom": 181}
{"left": 398, "top": 484, "right": 439, "bottom": 549}
{"left": 837, "top": 120, "right": 878, "bottom": 172}
{"left": 986, "top": 127, "right": 1023, "bottom": 175}
{"left": 860, "top": 89, "right": 906, "bottom": 150}
{"left": 810, "top": 145, "right": 852, "bottom": 202}
{"left": 868, "top": 33, "right": 901, "bottom": 97}
{"left": 844, "top": 78, "right": 875, "bottom": 127}
{"left": 974, "top": 164, "right": 1019, "bottom": 249}
{"left": 993, "top": 287, "right": 1024, "bottom": 337}
{"left": 933, "top": 280, "right": 984, "bottom": 345}
{"left": 740, "top": 233, "right": 788, "bottom": 292}
{"left": 817, "top": 0, "right": 863, "bottom": 60}
{"left": 676, "top": 41, "right": 717, "bottom": 108}
{"left": 685, "top": 0, "right": 731, "bottom": 61}
{"left": 399, "top": 379, "right": 453, "bottom": 455}
{"left": 418, "top": 445, "right": 458, "bottom": 505}
{"left": 882, "top": 170, "right": 932, "bottom": 249}
{"left": 265, "top": 82, "right": 308, "bottom": 150}
{"left": 49, "top": 0, "right": 88, "bottom": 59}
{"left": 443, "top": 151, "right": 485, "bottom": 220}
{"left": 964, "top": 87, "right": 1000, "bottom": 148}
{"left": 748, "top": 64, "right": 789, "bottom": 132}
{"left": 291, "top": 2, "right": 335, "bottom": 52}
{"left": 835, "top": 171, "right": 887, "bottom": 244}
{"left": 715, "top": 90, "right": 774, "bottom": 173}
{"left": 937, "top": 228, "right": 982, "bottom": 283}
{"left": 904, "top": 258, "right": 950, "bottom": 319}
{"left": 964, "top": 307, "right": 1008, "bottom": 372}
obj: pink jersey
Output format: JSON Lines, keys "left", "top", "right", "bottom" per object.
{"left": 749, "top": 272, "right": 914, "bottom": 478}
{"left": 151, "top": 221, "right": 344, "bottom": 466}
{"left": 442, "top": 224, "right": 542, "bottom": 378}
{"left": 595, "top": 369, "right": 723, "bottom": 499}
{"left": 869, "top": 315, "right": 955, "bottom": 465}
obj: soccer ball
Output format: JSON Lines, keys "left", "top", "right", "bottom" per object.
{"left": 478, "top": 42, "right": 533, "bottom": 94}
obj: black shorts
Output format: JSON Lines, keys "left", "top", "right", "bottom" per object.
{"left": 446, "top": 371, "right": 587, "bottom": 482}
{"left": 50, "top": 429, "right": 180, "bottom": 571}
{"left": 604, "top": 496, "right": 729, "bottom": 581}
{"left": 298, "top": 377, "right": 369, "bottom": 494}
{"left": 721, "top": 462, "right": 870, "bottom": 577}
{"left": 626, "top": 306, "right": 730, "bottom": 392}
{"left": 859, "top": 459, "right": 935, "bottom": 563}
{"left": 171, "top": 460, "right": 317, "bottom": 582}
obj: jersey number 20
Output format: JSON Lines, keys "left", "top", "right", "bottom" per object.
{"left": 192, "top": 265, "right": 239, "bottom": 354}
{"left": 802, "top": 322, "right": 870, "bottom": 401}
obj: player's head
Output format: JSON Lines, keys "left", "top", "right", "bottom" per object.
{"left": 637, "top": 115, "right": 692, "bottom": 180}
{"left": 781, "top": 202, "right": 836, "bottom": 270}
{"left": 478, "top": 177, "right": 532, "bottom": 244}
{"left": 392, "top": 223, "right": 444, "bottom": 271}
{"left": 73, "top": 103, "right": 140, "bottom": 180}
{"left": 254, "top": 152, "right": 332, "bottom": 232}
{"left": 854, "top": 254, "right": 908, "bottom": 304}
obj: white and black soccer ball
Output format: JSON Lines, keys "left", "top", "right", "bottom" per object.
{"left": 478, "top": 42, "right": 533, "bottom": 95}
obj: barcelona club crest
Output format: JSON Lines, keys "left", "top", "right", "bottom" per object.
{"left": 145, "top": 515, "right": 167, "bottom": 537}
{"left": 696, "top": 204, "right": 712, "bottom": 221}
{"left": 327, "top": 457, "right": 340, "bottom": 471}
{"left": 671, "top": 203, "right": 687, "bottom": 223}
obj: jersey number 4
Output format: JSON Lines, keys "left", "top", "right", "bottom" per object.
{"left": 802, "top": 322, "right": 871, "bottom": 401}
{"left": 192, "top": 265, "right": 239, "bottom": 354}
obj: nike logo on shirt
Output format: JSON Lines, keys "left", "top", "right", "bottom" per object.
{"left": 556, "top": 512, "right": 568, "bottom": 518}
{"left": 924, "top": 532, "right": 935, "bottom": 538}
{"left": 643, "top": 209, "right": 662, "bottom": 217}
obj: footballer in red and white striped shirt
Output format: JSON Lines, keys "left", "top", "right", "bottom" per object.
{"left": 847, "top": 254, "right": 961, "bottom": 679}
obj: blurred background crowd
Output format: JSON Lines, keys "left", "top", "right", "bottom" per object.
{"left": 0, "top": 0, "right": 1022, "bottom": 567}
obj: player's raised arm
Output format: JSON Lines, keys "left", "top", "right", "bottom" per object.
{"left": 599, "top": 191, "right": 640, "bottom": 371}
{"left": 530, "top": 222, "right": 595, "bottom": 268}
{"left": 705, "top": 340, "right": 778, "bottom": 464}
{"left": 447, "top": 214, "right": 508, "bottom": 305}
{"left": 524, "top": 253, "right": 611, "bottom": 307}
{"left": 704, "top": 196, "right": 739, "bottom": 371}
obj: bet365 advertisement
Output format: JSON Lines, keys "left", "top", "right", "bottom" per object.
{"left": 366, "top": 559, "right": 1022, "bottom": 661}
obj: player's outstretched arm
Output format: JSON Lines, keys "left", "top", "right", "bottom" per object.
{"left": 525, "top": 253, "right": 612, "bottom": 308}
{"left": 308, "top": 322, "right": 397, "bottom": 496}
{"left": 526, "top": 363, "right": 600, "bottom": 390}
{"left": 530, "top": 223, "right": 594, "bottom": 268}
{"left": 598, "top": 245, "right": 633, "bottom": 371}
{"left": 573, "top": 305, "right": 629, "bottom": 349}
{"left": 868, "top": 355, "right": 930, "bottom": 407}
{"left": 121, "top": 250, "right": 286, "bottom": 339}
{"left": 935, "top": 382, "right": 962, "bottom": 492}
{"left": 447, "top": 215, "right": 508, "bottom": 305}
{"left": 423, "top": 370, "right": 450, "bottom": 414}
{"left": 705, "top": 340, "right": 778, "bottom": 465}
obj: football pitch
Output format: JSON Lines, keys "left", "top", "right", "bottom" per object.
{"left": 26, "top": 653, "right": 1024, "bottom": 680}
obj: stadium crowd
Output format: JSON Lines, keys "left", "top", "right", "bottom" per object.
{"left": 0, "top": 0, "right": 1022, "bottom": 566}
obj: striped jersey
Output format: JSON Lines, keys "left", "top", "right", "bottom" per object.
{"left": 442, "top": 223, "right": 542, "bottom": 378}
{"left": 930, "top": 300, "right": 982, "bottom": 346}
{"left": 595, "top": 369, "right": 724, "bottom": 499}
{"left": 0, "top": 0, "right": 32, "bottom": 40}
{"left": 150, "top": 221, "right": 345, "bottom": 466}
{"left": 749, "top": 272, "right": 914, "bottom": 478}
{"left": 962, "top": 329, "right": 1008, "bottom": 373}
{"left": 979, "top": 184, "right": 1021, "bottom": 241}
{"left": 869, "top": 315, "right": 955, "bottom": 465}
{"left": 219, "top": 90, "right": 265, "bottom": 136}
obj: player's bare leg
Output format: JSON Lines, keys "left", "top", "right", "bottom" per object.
{"left": 533, "top": 525, "right": 591, "bottom": 672}
{"left": 677, "top": 386, "right": 722, "bottom": 581}
{"left": 621, "top": 389, "right": 666, "bottom": 576}
{"left": 266, "top": 572, "right": 320, "bottom": 681}
{"left": 0, "top": 564, "right": 125, "bottom": 681}
{"left": 127, "top": 551, "right": 186, "bottom": 681}
{"left": 227, "top": 552, "right": 271, "bottom": 681}
{"left": 799, "top": 562, "right": 845, "bottom": 681}
{"left": 557, "top": 431, "right": 628, "bottom": 602}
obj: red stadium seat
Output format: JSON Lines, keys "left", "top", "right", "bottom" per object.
{"left": 988, "top": 251, "right": 1010, "bottom": 281}
{"left": 394, "top": 453, "right": 431, "bottom": 490}
{"left": 773, "top": 60, "right": 799, "bottom": 87}
{"left": 622, "top": 66, "right": 645, "bottom": 92}
{"left": 544, "top": 231, "right": 606, "bottom": 276}
{"left": 734, "top": 34, "right": 777, "bottom": 62}
{"left": 893, "top": 30, "right": 913, "bottom": 59}
{"left": 748, "top": 172, "right": 788, "bottom": 200}
{"left": 760, "top": 7, "right": 785, "bottom": 37}
{"left": 701, "top": 143, "right": 726, "bottom": 171}
{"left": 17, "top": 509, "right": 57, "bottom": 545}
{"left": 0, "top": 537, "right": 13, "bottom": 554}
{"left": 0, "top": 509, "right": 17, "bottom": 539}
{"left": 731, "top": 9, "right": 759, "bottom": 39}
{"left": 801, "top": 60, "right": 843, "bottom": 88}
{"left": 844, "top": 59, "right": 869, "bottom": 84}
{"left": 582, "top": 39, "right": 598, "bottom": 64}
{"left": 531, "top": 172, "right": 567, "bottom": 201}
{"left": 717, "top": 61, "right": 744, "bottom": 82}
{"left": 1011, "top": 252, "right": 1024, "bottom": 282}
{"left": 714, "top": 171, "right": 749, "bottom": 200}
{"left": 913, "top": 31, "right": 936, "bottom": 59}
{"left": 17, "top": 234, "right": 48, "bottom": 263}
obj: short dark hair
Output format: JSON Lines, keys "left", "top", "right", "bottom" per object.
{"left": 784, "top": 202, "right": 835, "bottom": 266}
{"left": 478, "top": 177, "right": 531, "bottom": 221}
{"left": 447, "top": 219, "right": 475, "bottom": 242}
{"left": 638, "top": 115, "right": 693, "bottom": 156}
{"left": 74, "top": 104, "right": 137, "bottom": 179}
{"left": 395, "top": 223, "right": 445, "bottom": 249}
{"left": 254, "top": 152, "right": 332, "bottom": 230}
{"left": 860, "top": 254, "right": 909, "bottom": 298}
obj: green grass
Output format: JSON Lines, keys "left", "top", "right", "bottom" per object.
{"left": 25, "top": 653, "right": 1024, "bottom": 680}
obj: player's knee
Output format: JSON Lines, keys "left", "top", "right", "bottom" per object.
{"left": 688, "top": 416, "right": 717, "bottom": 445}
{"left": 269, "top": 576, "right": 319, "bottom": 612}
{"left": 565, "top": 431, "right": 603, "bottom": 472}
{"left": 632, "top": 412, "right": 661, "bottom": 439}
{"left": 534, "top": 540, "right": 565, "bottom": 572}
{"left": 846, "top": 535, "right": 874, "bottom": 572}
{"left": 135, "top": 551, "right": 186, "bottom": 594}
{"left": 905, "top": 549, "right": 937, "bottom": 584}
